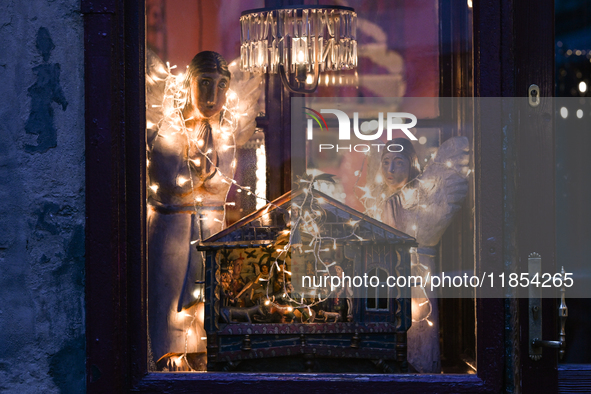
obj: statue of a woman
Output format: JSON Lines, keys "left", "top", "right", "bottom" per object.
{"left": 146, "top": 51, "right": 261, "bottom": 365}
{"left": 367, "top": 137, "right": 469, "bottom": 373}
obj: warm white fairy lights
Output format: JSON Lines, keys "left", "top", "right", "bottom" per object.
{"left": 149, "top": 61, "right": 274, "bottom": 370}
{"left": 347, "top": 147, "right": 473, "bottom": 324}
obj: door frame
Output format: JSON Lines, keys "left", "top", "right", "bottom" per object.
{"left": 512, "top": 0, "right": 558, "bottom": 392}
{"left": 79, "top": 0, "right": 537, "bottom": 392}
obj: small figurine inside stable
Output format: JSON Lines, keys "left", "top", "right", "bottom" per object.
{"left": 197, "top": 188, "right": 416, "bottom": 372}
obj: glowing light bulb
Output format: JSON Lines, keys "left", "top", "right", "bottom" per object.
{"left": 306, "top": 74, "right": 313, "bottom": 84}
{"left": 191, "top": 158, "right": 201, "bottom": 166}
{"left": 187, "top": 328, "right": 193, "bottom": 336}
{"left": 411, "top": 224, "right": 417, "bottom": 231}
{"left": 579, "top": 81, "right": 587, "bottom": 93}
{"left": 196, "top": 196, "right": 202, "bottom": 203}
{"left": 297, "top": 50, "right": 305, "bottom": 63}
{"left": 348, "top": 219, "right": 360, "bottom": 226}
{"left": 177, "top": 176, "right": 189, "bottom": 186}
{"left": 150, "top": 184, "right": 159, "bottom": 192}
{"left": 197, "top": 139, "right": 204, "bottom": 147}
{"left": 426, "top": 319, "right": 434, "bottom": 327}
{"left": 446, "top": 161, "right": 452, "bottom": 167}
{"left": 265, "top": 300, "right": 270, "bottom": 305}
{"left": 287, "top": 306, "right": 294, "bottom": 312}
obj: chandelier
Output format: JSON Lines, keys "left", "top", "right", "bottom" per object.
{"left": 239, "top": 5, "right": 358, "bottom": 94}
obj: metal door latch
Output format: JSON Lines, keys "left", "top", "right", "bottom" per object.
{"left": 528, "top": 254, "right": 568, "bottom": 361}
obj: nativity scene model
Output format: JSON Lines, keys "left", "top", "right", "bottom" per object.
{"left": 196, "top": 188, "right": 416, "bottom": 372}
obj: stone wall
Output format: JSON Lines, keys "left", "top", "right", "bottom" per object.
{"left": 0, "top": 0, "right": 85, "bottom": 392}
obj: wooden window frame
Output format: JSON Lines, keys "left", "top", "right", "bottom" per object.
{"left": 82, "top": 0, "right": 517, "bottom": 391}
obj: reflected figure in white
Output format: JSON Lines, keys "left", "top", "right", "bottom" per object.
{"left": 367, "top": 137, "right": 469, "bottom": 373}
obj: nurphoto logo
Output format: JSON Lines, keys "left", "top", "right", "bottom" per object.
{"left": 305, "top": 107, "right": 417, "bottom": 152}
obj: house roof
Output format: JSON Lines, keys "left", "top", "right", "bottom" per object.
{"left": 197, "top": 188, "right": 416, "bottom": 250}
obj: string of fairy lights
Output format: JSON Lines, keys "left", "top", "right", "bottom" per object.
{"left": 148, "top": 62, "right": 363, "bottom": 369}
{"left": 149, "top": 62, "right": 470, "bottom": 369}
{"left": 353, "top": 151, "right": 473, "bottom": 325}
{"left": 352, "top": 154, "right": 433, "bottom": 324}
{"left": 149, "top": 61, "right": 260, "bottom": 370}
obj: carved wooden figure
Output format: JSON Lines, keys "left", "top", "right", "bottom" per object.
{"left": 145, "top": 50, "right": 262, "bottom": 364}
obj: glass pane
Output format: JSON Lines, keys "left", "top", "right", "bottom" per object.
{"left": 146, "top": 0, "right": 474, "bottom": 374}
{"left": 556, "top": 0, "right": 591, "bottom": 364}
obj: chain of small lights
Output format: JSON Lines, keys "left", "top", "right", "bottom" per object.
{"left": 153, "top": 70, "right": 381, "bottom": 323}
{"left": 148, "top": 62, "right": 280, "bottom": 370}
{"left": 259, "top": 181, "right": 379, "bottom": 319}
{"left": 148, "top": 62, "right": 370, "bottom": 366}
{"left": 149, "top": 63, "right": 471, "bottom": 366}
{"left": 351, "top": 151, "right": 462, "bottom": 325}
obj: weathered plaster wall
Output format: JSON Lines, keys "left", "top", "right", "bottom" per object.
{"left": 0, "top": 0, "right": 85, "bottom": 392}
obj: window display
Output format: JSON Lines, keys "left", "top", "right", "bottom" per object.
{"left": 145, "top": 0, "right": 475, "bottom": 374}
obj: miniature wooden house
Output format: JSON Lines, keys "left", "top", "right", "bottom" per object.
{"left": 197, "top": 189, "right": 416, "bottom": 372}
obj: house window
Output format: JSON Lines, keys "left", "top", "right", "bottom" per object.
{"left": 366, "top": 267, "right": 389, "bottom": 310}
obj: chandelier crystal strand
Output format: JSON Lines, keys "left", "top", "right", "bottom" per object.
{"left": 240, "top": 6, "right": 357, "bottom": 77}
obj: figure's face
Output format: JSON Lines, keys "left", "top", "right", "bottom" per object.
{"left": 261, "top": 265, "right": 269, "bottom": 275}
{"left": 233, "top": 260, "right": 242, "bottom": 276}
{"left": 190, "top": 71, "right": 229, "bottom": 118}
{"left": 381, "top": 152, "right": 410, "bottom": 192}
